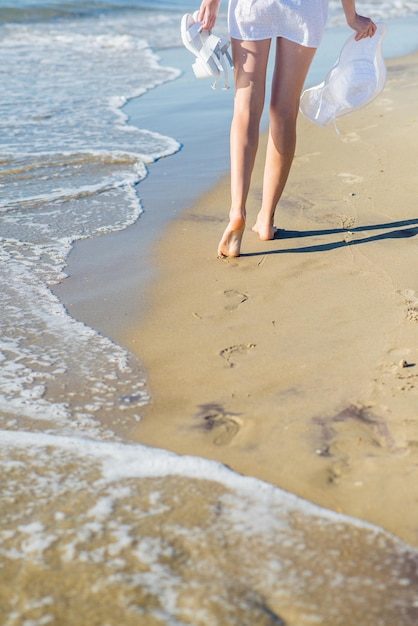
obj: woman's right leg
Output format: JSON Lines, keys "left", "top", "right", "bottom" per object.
{"left": 252, "top": 38, "right": 316, "bottom": 240}
{"left": 217, "top": 37, "right": 271, "bottom": 258}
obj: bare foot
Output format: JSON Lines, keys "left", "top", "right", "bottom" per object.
{"left": 252, "top": 215, "right": 278, "bottom": 241}
{"left": 217, "top": 217, "right": 245, "bottom": 258}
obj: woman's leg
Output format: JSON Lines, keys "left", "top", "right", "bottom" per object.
{"left": 252, "top": 38, "right": 316, "bottom": 240}
{"left": 217, "top": 37, "right": 271, "bottom": 258}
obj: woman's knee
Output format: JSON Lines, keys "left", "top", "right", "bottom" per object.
{"left": 234, "top": 86, "right": 265, "bottom": 127}
{"left": 269, "top": 99, "right": 299, "bottom": 131}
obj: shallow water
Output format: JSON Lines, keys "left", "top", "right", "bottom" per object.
{"left": 0, "top": 2, "right": 181, "bottom": 436}
{"left": 2, "top": 430, "right": 418, "bottom": 626}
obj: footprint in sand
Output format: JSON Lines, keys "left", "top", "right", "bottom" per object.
{"left": 223, "top": 289, "right": 248, "bottom": 311}
{"left": 313, "top": 405, "right": 395, "bottom": 485}
{"left": 220, "top": 343, "right": 256, "bottom": 368}
{"left": 194, "top": 403, "right": 242, "bottom": 446}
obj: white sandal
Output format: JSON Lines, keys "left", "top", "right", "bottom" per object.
{"left": 181, "top": 12, "right": 234, "bottom": 90}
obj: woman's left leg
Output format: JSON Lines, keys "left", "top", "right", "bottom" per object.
{"left": 252, "top": 38, "right": 316, "bottom": 240}
{"left": 217, "top": 38, "right": 271, "bottom": 258}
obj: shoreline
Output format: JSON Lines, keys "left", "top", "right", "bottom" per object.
{"left": 123, "top": 51, "right": 418, "bottom": 546}
{"left": 52, "top": 46, "right": 234, "bottom": 342}
{"left": 53, "top": 35, "right": 418, "bottom": 547}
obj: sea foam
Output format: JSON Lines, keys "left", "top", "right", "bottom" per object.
{"left": 0, "top": 11, "right": 181, "bottom": 437}
{"left": 1, "top": 429, "right": 418, "bottom": 626}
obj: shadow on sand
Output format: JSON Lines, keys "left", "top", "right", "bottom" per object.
{"left": 242, "top": 218, "right": 418, "bottom": 256}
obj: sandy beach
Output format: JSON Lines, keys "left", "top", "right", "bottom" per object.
{"left": 120, "top": 51, "right": 418, "bottom": 547}
{"left": 3, "top": 9, "right": 418, "bottom": 621}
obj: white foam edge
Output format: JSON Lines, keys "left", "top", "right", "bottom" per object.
{"left": 0, "top": 142, "right": 181, "bottom": 169}
{"left": 1, "top": 428, "right": 413, "bottom": 548}
{"left": 1, "top": 175, "right": 141, "bottom": 211}
{"left": 0, "top": 141, "right": 180, "bottom": 212}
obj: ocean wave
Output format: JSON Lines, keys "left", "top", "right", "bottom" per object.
{"left": 0, "top": 10, "right": 181, "bottom": 439}
{"left": 1, "top": 430, "right": 418, "bottom": 626}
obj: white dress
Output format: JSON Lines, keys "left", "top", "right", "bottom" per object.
{"left": 228, "top": 0, "right": 329, "bottom": 48}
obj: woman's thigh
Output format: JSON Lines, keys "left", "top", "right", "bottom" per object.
{"left": 231, "top": 37, "right": 271, "bottom": 99}
{"left": 271, "top": 38, "right": 316, "bottom": 113}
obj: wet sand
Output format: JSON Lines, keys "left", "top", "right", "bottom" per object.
{"left": 123, "top": 52, "right": 418, "bottom": 547}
